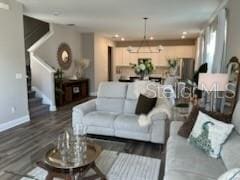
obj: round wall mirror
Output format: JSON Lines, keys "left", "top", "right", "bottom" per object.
{"left": 57, "top": 43, "right": 72, "bottom": 70}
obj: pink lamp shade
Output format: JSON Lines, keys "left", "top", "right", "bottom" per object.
{"left": 198, "top": 73, "right": 229, "bottom": 92}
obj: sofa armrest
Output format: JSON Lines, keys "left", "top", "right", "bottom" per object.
{"left": 169, "top": 121, "right": 184, "bottom": 137}
{"left": 72, "top": 99, "right": 96, "bottom": 126}
{"left": 151, "top": 112, "right": 168, "bottom": 122}
{"left": 150, "top": 112, "right": 168, "bottom": 144}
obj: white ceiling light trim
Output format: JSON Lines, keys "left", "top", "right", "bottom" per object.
{"left": 127, "top": 17, "right": 163, "bottom": 54}
{"left": 0, "top": 1, "right": 10, "bottom": 10}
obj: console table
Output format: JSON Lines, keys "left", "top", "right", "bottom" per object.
{"left": 55, "top": 79, "right": 89, "bottom": 106}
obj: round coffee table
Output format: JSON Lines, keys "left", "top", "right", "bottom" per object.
{"left": 37, "top": 143, "right": 106, "bottom": 180}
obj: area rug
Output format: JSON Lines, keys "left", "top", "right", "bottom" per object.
{"left": 21, "top": 150, "right": 161, "bottom": 180}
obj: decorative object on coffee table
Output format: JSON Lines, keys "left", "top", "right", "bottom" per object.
{"left": 57, "top": 43, "right": 72, "bottom": 70}
{"left": 37, "top": 143, "right": 106, "bottom": 180}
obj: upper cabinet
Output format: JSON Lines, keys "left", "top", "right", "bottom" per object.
{"left": 114, "top": 45, "right": 196, "bottom": 66}
{"left": 115, "top": 47, "right": 124, "bottom": 65}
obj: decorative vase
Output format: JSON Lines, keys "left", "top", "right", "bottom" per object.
{"left": 139, "top": 71, "right": 149, "bottom": 80}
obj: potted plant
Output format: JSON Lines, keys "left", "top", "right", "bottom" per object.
{"left": 130, "top": 59, "right": 154, "bottom": 80}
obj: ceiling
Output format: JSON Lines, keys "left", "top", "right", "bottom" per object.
{"left": 17, "top": 0, "right": 224, "bottom": 40}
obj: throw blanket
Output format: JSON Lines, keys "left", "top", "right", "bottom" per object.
{"left": 138, "top": 97, "right": 173, "bottom": 127}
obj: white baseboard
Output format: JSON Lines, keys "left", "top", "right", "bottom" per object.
{"left": 0, "top": 115, "right": 30, "bottom": 132}
{"left": 32, "top": 87, "right": 57, "bottom": 112}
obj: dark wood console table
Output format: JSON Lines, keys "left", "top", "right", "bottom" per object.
{"left": 55, "top": 79, "right": 89, "bottom": 106}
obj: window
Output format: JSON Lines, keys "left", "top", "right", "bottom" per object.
{"left": 206, "top": 30, "right": 217, "bottom": 72}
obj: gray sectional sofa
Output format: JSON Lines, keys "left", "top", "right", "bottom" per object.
{"left": 164, "top": 101, "right": 240, "bottom": 180}
{"left": 72, "top": 82, "right": 168, "bottom": 144}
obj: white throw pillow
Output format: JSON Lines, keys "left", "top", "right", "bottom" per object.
{"left": 188, "top": 111, "right": 234, "bottom": 158}
{"left": 218, "top": 168, "right": 240, "bottom": 180}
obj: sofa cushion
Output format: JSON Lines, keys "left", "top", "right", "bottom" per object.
{"left": 221, "top": 131, "right": 240, "bottom": 170}
{"left": 166, "top": 135, "right": 226, "bottom": 179}
{"left": 164, "top": 171, "right": 215, "bottom": 180}
{"left": 83, "top": 111, "right": 117, "bottom": 128}
{"left": 96, "top": 98, "right": 125, "bottom": 113}
{"left": 232, "top": 101, "right": 240, "bottom": 134}
{"left": 126, "top": 83, "right": 139, "bottom": 100}
{"left": 97, "top": 82, "right": 127, "bottom": 98}
{"left": 126, "top": 81, "right": 159, "bottom": 99}
{"left": 123, "top": 99, "right": 138, "bottom": 114}
{"left": 114, "top": 114, "right": 149, "bottom": 133}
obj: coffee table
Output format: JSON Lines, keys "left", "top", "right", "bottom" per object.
{"left": 37, "top": 143, "right": 106, "bottom": 180}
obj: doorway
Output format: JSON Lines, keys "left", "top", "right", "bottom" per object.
{"left": 108, "top": 46, "right": 113, "bottom": 81}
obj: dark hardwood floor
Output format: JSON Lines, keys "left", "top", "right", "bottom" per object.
{"left": 0, "top": 97, "right": 165, "bottom": 180}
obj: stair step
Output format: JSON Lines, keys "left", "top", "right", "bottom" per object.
{"left": 29, "top": 97, "right": 42, "bottom": 107}
{"left": 30, "top": 104, "right": 50, "bottom": 119}
{"left": 30, "top": 104, "right": 49, "bottom": 112}
{"left": 28, "top": 90, "right": 36, "bottom": 99}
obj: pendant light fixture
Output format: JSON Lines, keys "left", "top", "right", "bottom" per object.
{"left": 127, "top": 17, "right": 164, "bottom": 53}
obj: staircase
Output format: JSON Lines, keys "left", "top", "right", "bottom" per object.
{"left": 24, "top": 15, "right": 51, "bottom": 119}
{"left": 28, "top": 89, "right": 50, "bottom": 118}
{"left": 27, "top": 65, "right": 50, "bottom": 118}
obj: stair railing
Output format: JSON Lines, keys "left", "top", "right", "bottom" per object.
{"left": 28, "top": 25, "right": 56, "bottom": 111}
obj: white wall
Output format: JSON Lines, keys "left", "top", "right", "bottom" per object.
{"left": 36, "top": 24, "right": 82, "bottom": 77}
{"left": 94, "top": 34, "right": 115, "bottom": 92}
{"left": 81, "top": 33, "right": 115, "bottom": 94}
{"left": 81, "top": 33, "right": 95, "bottom": 93}
{"left": 0, "top": 0, "right": 29, "bottom": 128}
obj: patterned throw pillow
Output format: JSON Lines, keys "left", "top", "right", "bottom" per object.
{"left": 188, "top": 112, "right": 234, "bottom": 158}
{"left": 218, "top": 168, "right": 240, "bottom": 180}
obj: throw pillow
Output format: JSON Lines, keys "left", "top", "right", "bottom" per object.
{"left": 135, "top": 94, "right": 157, "bottom": 115}
{"left": 178, "top": 105, "right": 232, "bottom": 138}
{"left": 218, "top": 168, "right": 240, "bottom": 180}
{"left": 188, "top": 111, "right": 234, "bottom": 158}
{"left": 178, "top": 105, "right": 200, "bottom": 138}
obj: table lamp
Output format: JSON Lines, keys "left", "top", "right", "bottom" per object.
{"left": 198, "top": 73, "right": 229, "bottom": 111}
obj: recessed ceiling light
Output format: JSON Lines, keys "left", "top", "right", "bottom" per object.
{"left": 0, "top": 2, "right": 10, "bottom": 10}
{"left": 181, "top": 35, "right": 186, "bottom": 39}
{"left": 183, "top": 32, "right": 188, "bottom": 35}
{"left": 121, "top": 37, "right": 125, "bottom": 41}
{"left": 67, "top": 24, "right": 75, "bottom": 26}
{"left": 150, "top": 36, "right": 154, "bottom": 40}
{"left": 114, "top": 34, "right": 120, "bottom": 38}
{"left": 53, "top": 11, "right": 61, "bottom": 16}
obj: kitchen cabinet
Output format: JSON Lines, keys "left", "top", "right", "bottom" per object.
{"left": 114, "top": 45, "right": 196, "bottom": 66}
